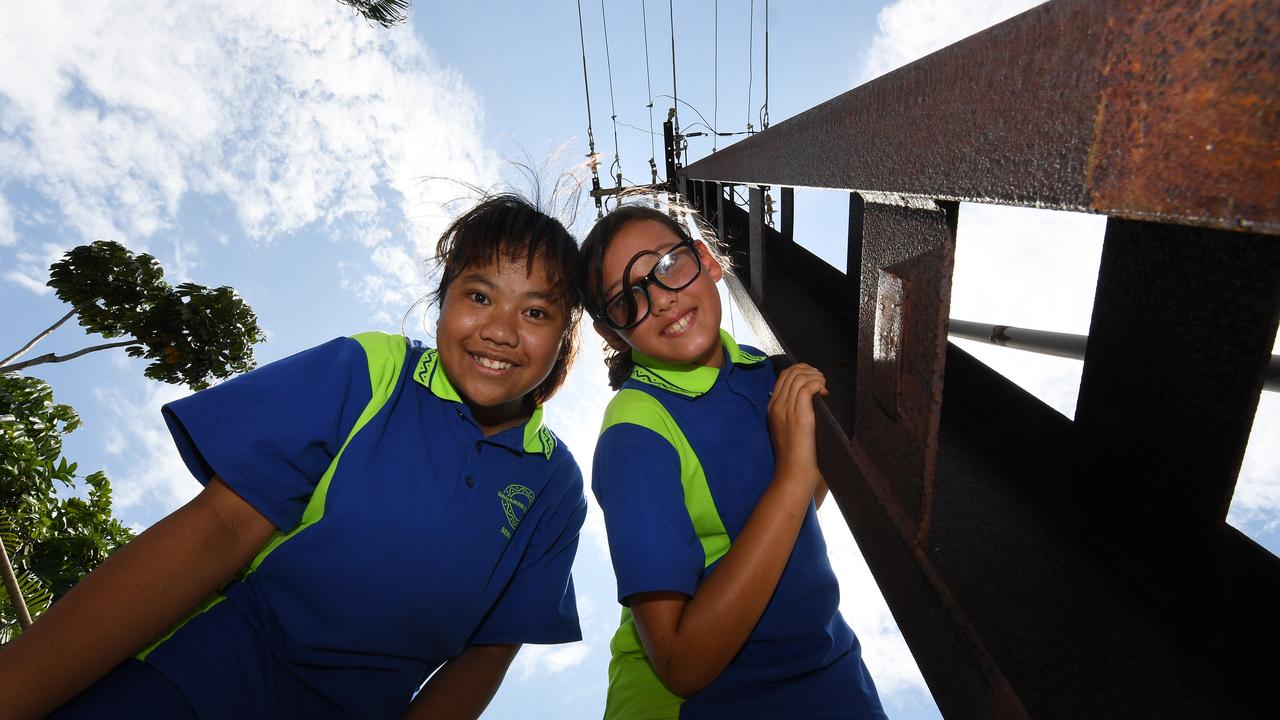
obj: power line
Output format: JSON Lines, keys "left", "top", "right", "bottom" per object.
{"left": 712, "top": 0, "right": 719, "bottom": 152}
{"left": 641, "top": 0, "right": 658, "bottom": 184}
{"left": 761, "top": 0, "right": 770, "bottom": 130}
{"left": 617, "top": 120, "right": 662, "bottom": 137}
{"left": 746, "top": 0, "right": 754, "bottom": 133}
{"left": 599, "top": 0, "right": 623, "bottom": 205}
{"left": 575, "top": 0, "right": 603, "bottom": 217}
{"left": 655, "top": 94, "right": 720, "bottom": 136}
{"left": 669, "top": 0, "right": 684, "bottom": 165}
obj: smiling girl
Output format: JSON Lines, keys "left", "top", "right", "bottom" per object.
{"left": 0, "top": 194, "right": 589, "bottom": 720}
{"left": 581, "top": 204, "right": 886, "bottom": 719}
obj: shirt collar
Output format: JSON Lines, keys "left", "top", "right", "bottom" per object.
{"left": 411, "top": 348, "right": 557, "bottom": 460}
{"left": 629, "top": 329, "right": 767, "bottom": 398}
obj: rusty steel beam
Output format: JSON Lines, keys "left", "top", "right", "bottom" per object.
{"left": 1075, "top": 219, "right": 1280, "bottom": 533}
{"left": 691, "top": 182, "right": 1280, "bottom": 717}
{"left": 682, "top": 0, "right": 1280, "bottom": 236}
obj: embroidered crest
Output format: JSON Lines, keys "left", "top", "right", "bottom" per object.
{"left": 498, "top": 483, "right": 535, "bottom": 539}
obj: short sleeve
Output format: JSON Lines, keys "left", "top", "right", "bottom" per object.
{"left": 469, "top": 459, "right": 588, "bottom": 646}
{"left": 592, "top": 423, "right": 704, "bottom": 604}
{"left": 162, "top": 336, "right": 375, "bottom": 531}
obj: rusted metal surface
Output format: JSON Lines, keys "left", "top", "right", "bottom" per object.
{"left": 1075, "top": 219, "right": 1280, "bottom": 533}
{"left": 931, "top": 346, "right": 1280, "bottom": 717}
{"left": 682, "top": 0, "right": 1280, "bottom": 235}
{"left": 688, "top": 174, "right": 1280, "bottom": 716}
{"left": 674, "top": 2, "right": 1280, "bottom": 716}
{"left": 854, "top": 193, "right": 954, "bottom": 539}
{"left": 1089, "top": 1, "right": 1280, "bottom": 233}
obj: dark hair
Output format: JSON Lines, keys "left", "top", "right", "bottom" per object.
{"left": 579, "top": 202, "right": 728, "bottom": 390}
{"left": 430, "top": 193, "right": 583, "bottom": 405}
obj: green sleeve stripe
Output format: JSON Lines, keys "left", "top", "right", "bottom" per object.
{"left": 600, "top": 389, "right": 731, "bottom": 719}
{"left": 600, "top": 389, "right": 730, "bottom": 568}
{"left": 245, "top": 332, "right": 406, "bottom": 572}
{"left": 137, "top": 332, "right": 408, "bottom": 661}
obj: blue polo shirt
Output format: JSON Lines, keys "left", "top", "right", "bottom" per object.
{"left": 141, "top": 332, "right": 585, "bottom": 719}
{"left": 592, "top": 331, "right": 885, "bottom": 720}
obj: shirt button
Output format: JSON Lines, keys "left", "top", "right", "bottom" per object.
{"left": 474, "top": 443, "right": 481, "bottom": 453}
{"left": 465, "top": 476, "right": 475, "bottom": 488}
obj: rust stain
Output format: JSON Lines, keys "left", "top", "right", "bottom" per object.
{"left": 1089, "top": 0, "right": 1280, "bottom": 231}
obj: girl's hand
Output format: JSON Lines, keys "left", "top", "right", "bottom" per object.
{"left": 766, "top": 363, "right": 828, "bottom": 489}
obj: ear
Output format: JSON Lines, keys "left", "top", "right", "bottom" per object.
{"left": 593, "top": 320, "right": 632, "bottom": 353}
{"left": 696, "top": 240, "right": 725, "bottom": 282}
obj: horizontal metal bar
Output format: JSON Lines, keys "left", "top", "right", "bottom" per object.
{"left": 682, "top": 0, "right": 1280, "bottom": 235}
{"left": 948, "top": 319, "right": 1086, "bottom": 360}
{"left": 948, "top": 319, "right": 1280, "bottom": 393}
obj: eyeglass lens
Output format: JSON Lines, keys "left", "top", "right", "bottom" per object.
{"left": 605, "top": 242, "right": 701, "bottom": 328}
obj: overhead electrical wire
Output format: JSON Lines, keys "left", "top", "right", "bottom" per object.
{"left": 600, "top": 0, "right": 623, "bottom": 205}
{"left": 669, "top": 0, "right": 684, "bottom": 165}
{"left": 761, "top": 0, "right": 770, "bottom": 130}
{"left": 712, "top": 0, "right": 719, "bottom": 152}
{"left": 641, "top": 0, "right": 658, "bottom": 183}
{"left": 578, "top": 0, "right": 771, "bottom": 206}
{"left": 746, "top": 0, "right": 754, "bottom": 133}
{"left": 575, "top": 0, "right": 603, "bottom": 216}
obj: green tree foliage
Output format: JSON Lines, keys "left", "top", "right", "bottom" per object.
{"left": 1, "top": 240, "right": 266, "bottom": 390}
{"left": 0, "top": 240, "right": 266, "bottom": 641}
{"left": 0, "top": 375, "right": 133, "bottom": 643}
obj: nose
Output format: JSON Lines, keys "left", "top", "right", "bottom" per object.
{"left": 478, "top": 306, "right": 519, "bottom": 346}
{"left": 647, "top": 283, "right": 679, "bottom": 316}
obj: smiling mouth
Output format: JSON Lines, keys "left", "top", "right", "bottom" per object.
{"left": 470, "top": 352, "right": 516, "bottom": 374}
{"left": 661, "top": 309, "right": 696, "bottom": 337}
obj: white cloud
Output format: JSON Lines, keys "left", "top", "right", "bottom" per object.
{"left": 859, "top": 0, "right": 1046, "bottom": 84}
{"left": 5, "top": 270, "right": 49, "bottom": 295}
{"left": 1230, "top": 386, "right": 1280, "bottom": 533}
{"left": 514, "top": 640, "right": 592, "bottom": 681}
{"left": 95, "top": 379, "right": 200, "bottom": 522}
{"left": 6, "top": 242, "right": 66, "bottom": 295}
{"left": 949, "top": 204, "right": 1106, "bottom": 418}
{"left": 0, "top": 194, "right": 15, "bottom": 246}
{"left": 0, "top": 0, "right": 500, "bottom": 313}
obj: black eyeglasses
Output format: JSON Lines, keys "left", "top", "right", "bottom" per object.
{"left": 601, "top": 238, "right": 703, "bottom": 330}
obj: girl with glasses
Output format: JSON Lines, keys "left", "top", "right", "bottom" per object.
{"left": 580, "top": 203, "right": 886, "bottom": 719}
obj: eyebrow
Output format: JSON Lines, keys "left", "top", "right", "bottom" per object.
{"left": 459, "top": 269, "right": 561, "bottom": 304}
{"left": 605, "top": 240, "right": 683, "bottom": 296}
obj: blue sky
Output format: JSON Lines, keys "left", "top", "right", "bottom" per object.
{"left": 2, "top": 1, "right": 1276, "bottom": 718}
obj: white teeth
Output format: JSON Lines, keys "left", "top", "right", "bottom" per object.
{"left": 663, "top": 312, "right": 693, "bottom": 335}
{"left": 475, "top": 355, "right": 513, "bottom": 370}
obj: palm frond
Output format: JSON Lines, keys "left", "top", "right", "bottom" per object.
{"left": 0, "top": 566, "right": 53, "bottom": 644}
{"left": 337, "top": 0, "right": 410, "bottom": 28}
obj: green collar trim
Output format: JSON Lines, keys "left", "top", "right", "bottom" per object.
{"left": 412, "top": 349, "right": 556, "bottom": 460}
{"left": 629, "top": 329, "right": 767, "bottom": 398}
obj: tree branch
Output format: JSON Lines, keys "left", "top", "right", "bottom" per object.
{"left": 0, "top": 339, "right": 138, "bottom": 374}
{"left": 0, "top": 309, "right": 77, "bottom": 368}
{"left": 0, "top": 535, "right": 32, "bottom": 629}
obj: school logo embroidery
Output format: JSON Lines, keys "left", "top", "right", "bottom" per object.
{"left": 498, "top": 484, "right": 535, "bottom": 539}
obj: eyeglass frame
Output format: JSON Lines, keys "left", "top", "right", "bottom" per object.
{"left": 599, "top": 237, "right": 703, "bottom": 330}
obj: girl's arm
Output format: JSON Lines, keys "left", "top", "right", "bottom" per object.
{"left": 401, "top": 643, "right": 521, "bottom": 720}
{"left": 629, "top": 363, "right": 828, "bottom": 698}
{"left": 0, "top": 476, "right": 276, "bottom": 720}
